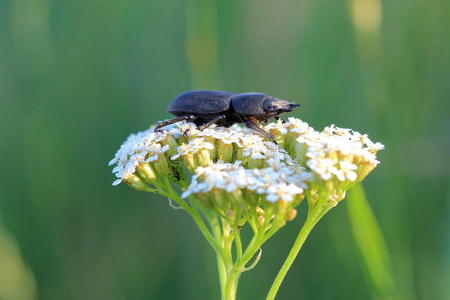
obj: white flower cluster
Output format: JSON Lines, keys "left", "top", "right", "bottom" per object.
{"left": 265, "top": 117, "right": 315, "bottom": 136}
{"left": 262, "top": 119, "right": 384, "bottom": 183}
{"left": 109, "top": 130, "right": 169, "bottom": 186}
{"left": 302, "top": 125, "right": 383, "bottom": 182}
{"left": 182, "top": 162, "right": 311, "bottom": 202}
{"left": 166, "top": 121, "right": 295, "bottom": 167}
{"left": 109, "top": 118, "right": 383, "bottom": 204}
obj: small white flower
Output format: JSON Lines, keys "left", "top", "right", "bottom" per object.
{"left": 171, "top": 138, "right": 214, "bottom": 160}
{"left": 266, "top": 183, "right": 304, "bottom": 202}
{"left": 112, "top": 179, "right": 122, "bottom": 186}
{"left": 160, "top": 121, "right": 199, "bottom": 138}
{"left": 264, "top": 119, "right": 289, "bottom": 134}
{"left": 200, "top": 126, "right": 242, "bottom": 144}
{"left": 307, "top": 158, "right": 336, "bottom": 180}
{"left": 339, "top": 161, "right": 358, "bottom": 181}
{"left": 182, "top": 162, "right": 310, "bottom": 203}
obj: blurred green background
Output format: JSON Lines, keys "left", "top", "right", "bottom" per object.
{"left": 0, "top": 0, "right": 449, "bottom": 299}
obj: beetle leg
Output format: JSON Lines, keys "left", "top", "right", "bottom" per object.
{"left": 183, "top": 128, "right": 191, "bottom": 137}
{"left": 275, "top": 117, "right": 287, "bottom": 124}
{"left": 154, "top": 115, "right": 197, "bottom": 131}
{"left": 198, "top": 115, "right": 226, "bottom": 130}
{"left": 244, "top": 117, "right": 277, "bottom": 143}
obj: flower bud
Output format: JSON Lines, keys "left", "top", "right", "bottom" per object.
{"left": 153, "top": 155, "right": 170, "bottom": 177}
{"left": 124, "top": 174, "right": 150, "bottom": 191}
{"left": 136, "top": 163, "right": 156, "bottom": 183}
{"left": 256, "top": 207, "right": 265, "bottom": 216}
{"left": 285, "top": 209, "right": 297, "bottom": 221}
{"left": 182, "top": 153, "right": 197, "bottom": 171}
{"left": 257, "top": 215, "right": 265, "bottom": 226}
{"left": 216, "top": 141, "right": 234, "bottom": 162}
{"left": 196, "top": 149, "right": 213, "bottom": 167}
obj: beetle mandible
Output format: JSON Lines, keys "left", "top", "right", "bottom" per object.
{"left": 154, "top": 90, "right": 300, "bottom": 141}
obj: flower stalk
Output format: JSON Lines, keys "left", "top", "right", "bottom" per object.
{"left": 109, "top": 118, "right": 383, "bottom": 299}
{"left": 266, "top": 197, "right": 332, "bottom": 300}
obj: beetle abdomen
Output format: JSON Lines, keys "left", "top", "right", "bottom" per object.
{"left": 230, "top": 93, "right": 267, "bottom": 117}
{"left": 168, "top": 90, "right": 234, "bottom": 115}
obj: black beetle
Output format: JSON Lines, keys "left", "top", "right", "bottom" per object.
{"left": 154, "top": 90, "right": 300, "bottom": 141}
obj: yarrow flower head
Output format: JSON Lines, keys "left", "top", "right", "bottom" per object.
{"left": 109, "top": 117, "right": 383, "bottom": 224}
{"left": 109, "top": 116, "right": 383, "bottom": 300}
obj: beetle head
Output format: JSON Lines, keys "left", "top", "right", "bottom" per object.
{"left": 263, "top": 97, "right": 300, "bottom": 118}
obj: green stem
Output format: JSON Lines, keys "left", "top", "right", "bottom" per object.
{"left": 222, "top": 223, "right": 234, "bottom": 272}
{"left": 222, "top": 222, "right": 238, "bottom": 300}
{"left": 208, "top": 216, "right": 227, "bottom": 298}
{"left": 234, "top": 228, "right": 243, "bottom": 262}
{"left": 224, "top": 230, "right": 264, "bottom": 300}
{"left": 260, "top": 222, "right": 283, "bottom": 245}
{"left": 265, "top": 206, "right": 328, "bottom": 300}
{"left": 217, "top": 255, "right": 228, "bottom": 300}
{"left": 224, "top": 277, "right": 238, "bottom": 300}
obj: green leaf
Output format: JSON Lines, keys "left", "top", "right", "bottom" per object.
{"left": 347, "top": 183, "right": 398, "bottom": 299}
